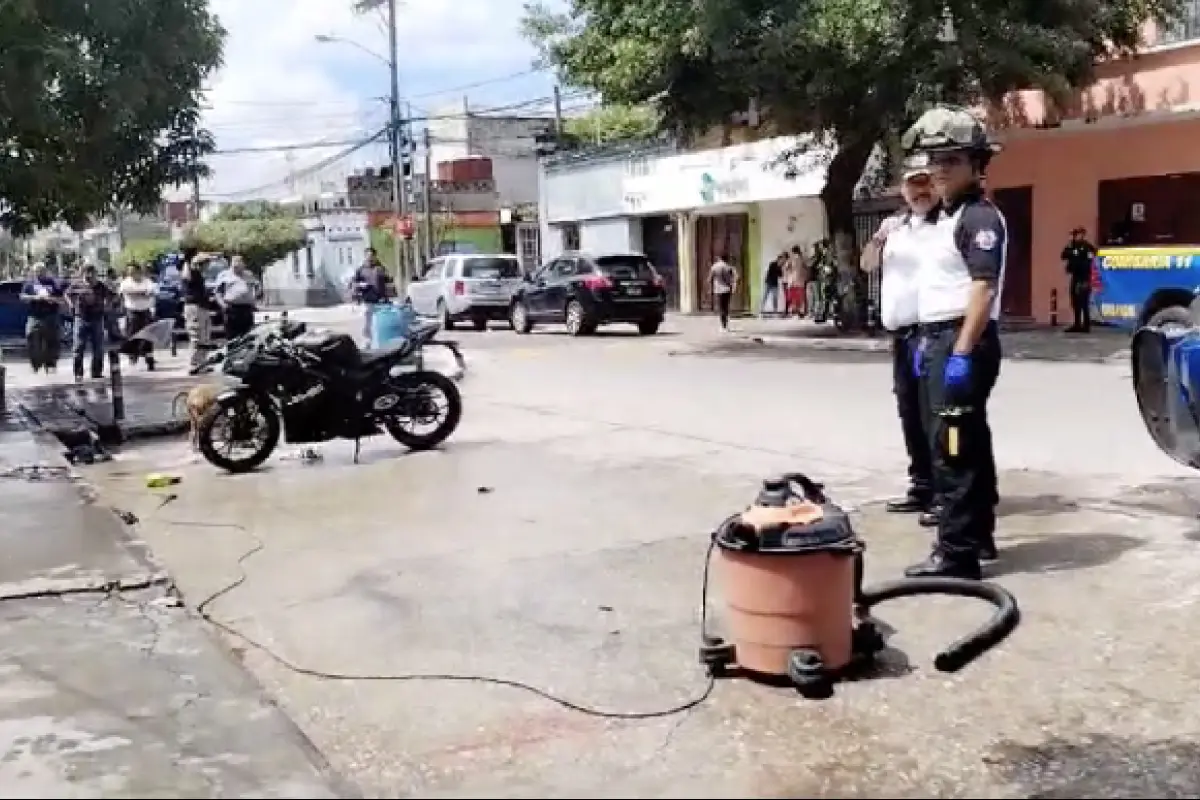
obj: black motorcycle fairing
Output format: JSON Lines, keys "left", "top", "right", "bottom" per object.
{"left": 279, "top": 380, "right": 378, "bottom": 444}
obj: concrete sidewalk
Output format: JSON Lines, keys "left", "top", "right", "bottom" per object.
{"left": 0, "top": 426, "right": 345, "bottom": 797}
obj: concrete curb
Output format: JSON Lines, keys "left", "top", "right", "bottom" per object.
{"left": 8, "top": 422, "right": 360, "bottom": 798}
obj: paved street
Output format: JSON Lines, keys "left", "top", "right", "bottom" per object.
{"left": 0, "top": 424, "right": 342, "bottom": 797}
{"left": 65, "top": 317, "right": 1200, "bottom": 797}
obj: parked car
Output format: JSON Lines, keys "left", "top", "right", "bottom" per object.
{"left": 509, "top": 252, "right": 667, "bottom": 336}
{"left": 0, "top": 279, "right": 74, "bottom": 346}
{"left": 405, "top": 253, "right": 524, "bottom": 331}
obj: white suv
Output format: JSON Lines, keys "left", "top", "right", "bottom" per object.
{"left": 405, "top": 254, "right": 525, "bottom": 331}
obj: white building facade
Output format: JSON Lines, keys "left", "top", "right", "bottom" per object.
{"left": 538, "top": 136, "right": 829, "bottom": 313}
{"left": 261, "top": 207, "right": 371, "bottom": 307}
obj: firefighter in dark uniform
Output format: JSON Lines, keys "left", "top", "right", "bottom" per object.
{"left": 902, "top": 106, "right": 1003, "bottom": 580}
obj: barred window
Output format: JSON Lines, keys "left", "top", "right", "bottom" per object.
{"left": 1160, "top": 0, "right": 1200, "bottom": 45}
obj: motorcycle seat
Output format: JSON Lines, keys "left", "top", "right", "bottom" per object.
{"left": 359, "top": 338, "right": 415, "bottom": 365}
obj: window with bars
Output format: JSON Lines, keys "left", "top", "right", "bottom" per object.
{"left": 1160, "top": 0, "right": 1200, "bottom": 45}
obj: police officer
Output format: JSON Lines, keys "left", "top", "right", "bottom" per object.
{"left": 1061, "top": 228, "right": 1097, "bottom": 333}
{"left": 861, "top": 154, "right": 939, "bottom": 518}
{"left": 902, "top": 106, "right": 1003, "bottom": 580}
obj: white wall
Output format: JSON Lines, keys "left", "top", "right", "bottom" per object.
{"left": 580, "top": 218, "right": 638, "bottom": 254}
{"left": 758, "top": 197, "right": 826, "bottom": 272}
{"left": 490, "top": 155, "right": 539, "bottom": 206}
{"left": 541, "top": 158, "right": 628, "bottom": 223}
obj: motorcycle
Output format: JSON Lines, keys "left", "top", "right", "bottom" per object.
{"left": 189, "top": 316, "right": 463, "bottom": 473}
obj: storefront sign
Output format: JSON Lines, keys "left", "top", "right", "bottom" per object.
{"left": 699, "top": 172, "right": 750, "bottom": 204}
{"left": 622, "top": 135, "right": 828, "bottom": 214}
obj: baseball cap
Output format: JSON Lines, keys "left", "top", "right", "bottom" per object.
{"left": 901, "top": 152, "right": 932, "bottom": 180}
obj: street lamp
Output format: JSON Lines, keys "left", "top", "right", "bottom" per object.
{"left": 314, "top": 10, "right": 409, "bottom": 290}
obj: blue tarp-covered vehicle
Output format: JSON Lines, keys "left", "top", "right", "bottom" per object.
{"left": 1093, "top": 246, "right": 1200, "bottom": 331}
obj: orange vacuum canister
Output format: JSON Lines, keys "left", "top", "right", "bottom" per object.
{"left": 703, "top": 474, "right": 881, "bottom": 691}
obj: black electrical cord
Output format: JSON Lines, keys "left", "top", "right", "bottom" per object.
{"left": 160, "top": 509, "right": 717, "bottom": 721}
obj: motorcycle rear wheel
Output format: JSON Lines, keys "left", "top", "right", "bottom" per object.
{"left": 383, "top": 370, "right": 463, "bottom": 451}
{"left": 197, "top": 394, "right": 281, "bottom": 473}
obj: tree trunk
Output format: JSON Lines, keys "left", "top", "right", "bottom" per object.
{"left": 819, "top": 134, "right": 877, "bottom": 273}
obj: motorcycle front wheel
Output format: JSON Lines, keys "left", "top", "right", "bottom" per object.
{"left": 382, "top": 370, "right": 463, "bottom": 451}
{"left": 197, "top": 393, "right": 281, "bottom": 473}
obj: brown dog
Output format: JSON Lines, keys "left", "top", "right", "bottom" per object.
{"left": 174, "top": 384, "right": 222, "bottom": 450}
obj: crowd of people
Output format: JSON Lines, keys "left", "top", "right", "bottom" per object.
{"left": 18, "top": 248, "right": 261, "bottom": 381}
{"left": 760, "top": 240, "right": 839, "bottom": 320}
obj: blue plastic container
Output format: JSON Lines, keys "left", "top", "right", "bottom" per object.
{"left": 370, "top": 303, "right": 415, "bottom": 350}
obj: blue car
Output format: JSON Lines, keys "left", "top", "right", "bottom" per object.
{"left": 0, "top": 278, "right": 74, "bottom": 347}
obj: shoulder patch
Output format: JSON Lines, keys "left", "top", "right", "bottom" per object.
{"left": 974, "top": 229, "right": 998, "bottom": 250}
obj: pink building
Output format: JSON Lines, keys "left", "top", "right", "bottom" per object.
{"left": 984, "top": 8, "right": 1200, "bottom": 322}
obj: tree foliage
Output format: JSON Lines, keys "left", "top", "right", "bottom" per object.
{"left": 183, "top": 218, "right": 307, "bottom": 277}
{"left": 211, "top": 201, "right": 299, "bottom": 222}
{"left": 0, "top": 0, "right": 225, "bottom": 235}
{"left": 563, "top": 103, "right": 661, "bottom": 145}
{"left": 523, "top": 0, "right": 1183, "bottom": 259}
{"left": 116, "top": 238, "right": 175, "bottom": 268}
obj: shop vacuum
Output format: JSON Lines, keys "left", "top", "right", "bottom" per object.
{"left": 698, "top": 473, "right": 1021, "bottom": 698}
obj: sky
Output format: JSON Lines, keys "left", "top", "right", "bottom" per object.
{"left": 195, "top": 0, "right": 565, "bottom": 201}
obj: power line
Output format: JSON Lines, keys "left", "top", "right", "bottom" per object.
{"left": 204, "top": 67, "right": 546, "bottom": 109}
{"left": 408, "top": 69, "right": 541, "bottom": 100}
{"left": 210, "top": 136, "right": 387, "bottom": 155}
{"left": 208, "top": 129, "right": 388, "bottom": 198}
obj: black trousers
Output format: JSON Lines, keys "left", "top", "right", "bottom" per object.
{"left": 891, "top": 328, "right": 933, "bottom": 501}
{"left": 920, "top": 320, "right": 1001, "bottom": 563}
{"left": 225, "top": 304, "right": 256, "bottom": 339}
{"left": 1069, "top": 277, "right": 1091, "bottom": 330}
{"left": 716, "top": 292, "right": 732, "bottom": 327}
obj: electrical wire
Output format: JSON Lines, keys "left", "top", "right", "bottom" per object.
{"left": 149, "top": 503, "right": 717, "bottom": 721}
{"left": 208, "top": 129, "right": 388, "bottom": 198}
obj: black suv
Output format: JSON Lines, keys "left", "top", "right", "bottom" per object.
{"left": 510, "top": 252, "right": 667, "bottom": 336}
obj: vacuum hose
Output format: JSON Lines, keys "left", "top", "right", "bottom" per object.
{"left": 855, "top": 571, "right": 1021, "bottom": 672}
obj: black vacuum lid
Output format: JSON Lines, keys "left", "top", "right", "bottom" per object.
{"left": 714, "top": 504, "right": 858, "bottom": 554}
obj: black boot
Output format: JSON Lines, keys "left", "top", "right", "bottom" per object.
{"left": 904, "top": 552, "right": 981, "bottom": 580}
{"left": 886, "top": 489, "right": 930, "bottom": 514}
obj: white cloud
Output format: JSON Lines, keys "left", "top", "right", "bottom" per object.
{"left": 194, "top": 0, "right": 540, "bottom": 200}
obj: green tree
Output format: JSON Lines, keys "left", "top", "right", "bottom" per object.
{"left": 0, "top": 0, "right": 224, "bottom": 234}
{"left": 116, "top": 238, "right": 176, "bottom": 268}
{"left": 564, "top": 103, "right": 661, "bottom": 144}
{"left": 523, "top": 0, "right": 1181, "bottom": 266}
{"left": 211, "top": 201, "right": 298, "bottom": 222}
{"left": 183, "top": 218, "right": 307, "bottom": 277}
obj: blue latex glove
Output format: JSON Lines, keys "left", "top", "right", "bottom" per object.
{"left": 944, "top": 353, "right": 972, "bottom": 390}
{"left": 911, "top": 338, "right": 925, "bottom": 378}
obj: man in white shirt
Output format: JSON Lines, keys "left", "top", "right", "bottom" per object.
{"left": 708, "top": 252, "right": 738, "bottom": 331}
{"left": 214, "top": 255, "right": 257, "bottom": 339}
{"left": 861, "top": 155, "right": 939, "bottom": 520}
{"left": 117, "top": 262, "right": 159, "bottom": 369}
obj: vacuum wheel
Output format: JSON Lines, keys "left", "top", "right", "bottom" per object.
{"left": 852, "top": 621, "right": 886, "bottom": 658}
{"left": 699, "top": 637, "right": 736, "bottom": 677}
{"left": 787, "top": 648, "right": 833, "bottom": 699}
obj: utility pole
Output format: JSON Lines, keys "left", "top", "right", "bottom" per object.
{"left": 386, "top": 0, "right": 407, "bottom": 291}
{"left": 553, "top": 85, "right": 563, "bottom": 135}
{"left": 422, "top": 126, "right": 434, "bottom": 262}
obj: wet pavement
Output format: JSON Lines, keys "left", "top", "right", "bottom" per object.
{"left": 79, "top": 334, "right": 1200, "bottom": 797}
{"left": 3, "top": 351, "right": 203, "bottom": 442}
{"left": 0, "top": 426, "right": 346, "bottom": 796}
{"left": 672, "top": 317, "right": 1133, "bottom": 364}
